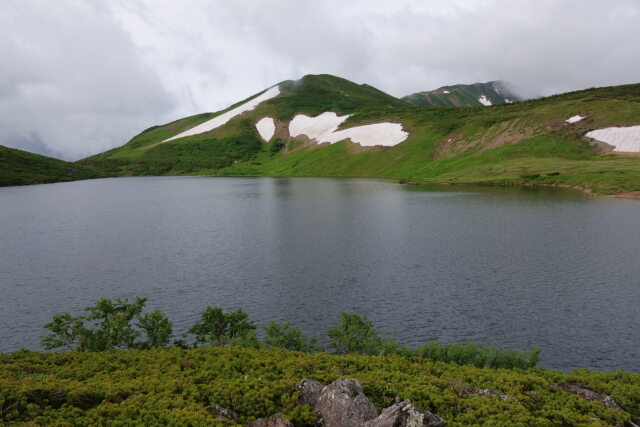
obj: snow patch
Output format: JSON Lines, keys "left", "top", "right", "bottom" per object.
{"left": 565, "top": 115, "right": 585, "bottom": 124}
{"left": 323, "top": 123, "right": 408, "bottom": 147}
{"left": 478, "top": 95, "right": 492, "bottom": 106}
{"left": 442, "top": 90, "right": 450, "bottom": 94}
{"left": 494, "top": 87, "right": 500, "bottom": 94}
{"left": 256, "top": 117, "right": 275, "bottom": 141}
{"left": 585, "top": 126, "right": 640, "bottom": 152}
{"left": 505, "top": 99, "right": 512, "bottom": 104}
{"left": 289, "top": 112, "right": 408, "bottom": 147}
{"left": 164, "top": 85, "right": 280, "bottom": 142}
{"left": 289, "top": 112, "right": 350, "bottom": 141}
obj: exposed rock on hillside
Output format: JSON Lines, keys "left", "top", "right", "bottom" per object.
{"left": 207, "top": 404, "right": 239, "bottom": 421}
{"left": 250, "top": 414, "right": 294, "bottom": 426}
{"left": 296, "top": 378, "right": 447, "bottom": 427}
{"left": 364, "top": 398, "right": 446, "bottom": 427}
{"left": 294, "top": 379, "right": 326, "bottom": 407}
{"left": 459, "top": 385, "right": 515, "bottom": 402}
{"left": 554, "top": 383, "right": 623, "bottom": 410}
{"left": 314, "top": 378, "right": 379, "bottom": 426}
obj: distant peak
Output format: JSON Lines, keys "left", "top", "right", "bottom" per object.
{"left": 402, "top": 80, "right": 524, "bottom": 107}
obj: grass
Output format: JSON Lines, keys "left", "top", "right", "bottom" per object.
{"left": 1, "top": 347, "right": 639, "bottom": 425}
{"left": 67, "top": 76, "right": 640, "bottom": 196}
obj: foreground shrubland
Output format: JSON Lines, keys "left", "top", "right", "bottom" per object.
{"left": 1, "top": 347, "right": 639, "bottom": 425}
{"left": 1, "top": 297, "right": 639, "bottom": 425}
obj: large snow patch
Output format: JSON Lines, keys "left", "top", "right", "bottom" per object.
{"left": 478, "top": 95, "right": 492, "bottom": 106}
{"left": 289, "top": 112, "right": 350, "bottom": 141}
{"left": 164, "top": 86, "right": 280, "bottom": 142}
{"left": 585, "top": 126, "right": 640, "bottom": 152}
{"left": 256, "top": 117, "right": 275, "bottom": 141}
{"left": 289, "top": 112, "right": 408, "bottom": 147}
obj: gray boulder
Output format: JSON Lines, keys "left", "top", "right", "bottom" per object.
{"left": 364, "top": 399, "right": 445, "bottom": 427}
{"left": 460, "top": 386, "right": 515, "bottom": 402}
{"left": 250, "top": 414, "right": 294, "bottom": 427}
{"left": 554, "top": 383, "right": 623, "bottom": 410}
{"left": 314, "top": 378, "right": 378, "bottom": 427}
{"left": 295, "top": 379, "right": 326, "bottom": 407}
{"left": 207, "top": 404, "right": 238, "bottom": 421}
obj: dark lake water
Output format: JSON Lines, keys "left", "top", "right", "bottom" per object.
{"left": 1, "top": 176, "right": 639, "bottom": 371}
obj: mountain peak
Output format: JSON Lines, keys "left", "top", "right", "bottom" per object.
{"left": 402, "top": 80, "right": 524, "bottom": 107}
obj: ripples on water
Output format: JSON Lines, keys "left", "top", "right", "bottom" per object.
{"left": 0, "top": 177, "right": 639, "bottom": 372}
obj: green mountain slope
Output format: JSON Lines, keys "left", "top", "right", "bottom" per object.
{"left": 0, "top": 145, "right": 101, "bottom": 186}
{"left": 79, "top": 75, "right": 640, "bottom": 197}
{"left": 402, "top": 81, "right": 523, "bottom": 107}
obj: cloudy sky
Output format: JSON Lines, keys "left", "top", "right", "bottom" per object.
{"left": 2, "top": 0, "right": 639, "bottom": 160}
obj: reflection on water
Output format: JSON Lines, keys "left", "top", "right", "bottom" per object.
{"left": 0, "top": 177, "right": 639, "bottom": 371}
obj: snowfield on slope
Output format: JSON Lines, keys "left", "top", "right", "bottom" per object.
{"left": 289, "top": 112, "right": 408, "bottom": 147}
{"left": 289, "top": 112, "right": 350, "bottom": 141}
{"left": 256, "top": 117, "right": 275, "bottom": 141}
{"left": 566, "top": 115, "right": 586, "bottom": 124}
{"left": 585, "top": 126, "right": 640, "bottom": 152}
{"left": 164, "top": 86, "right": 280, "bottom": 142}
{"left": 478, "top": 95, "right": 492, "bottom": 106}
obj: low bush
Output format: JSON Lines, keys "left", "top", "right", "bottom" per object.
{"left": 1, "top": 347, "right": 638, "bottom": 425}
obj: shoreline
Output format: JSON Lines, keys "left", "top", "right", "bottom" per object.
{"left": 3, "top": 172, "right": 640, "bottom": 201}
{"left": 424, "top": 180, "right": 640, "bottom": 201}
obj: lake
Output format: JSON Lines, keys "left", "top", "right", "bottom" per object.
{"left": 0, "top": 176, "right": 638, "bottom": 371}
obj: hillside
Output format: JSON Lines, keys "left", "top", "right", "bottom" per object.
{"left": 1, "top": 347, "right": 639, "bottom": 425}
{"left": 78, "top": 74, "right": 640, "bottom": 197}
{"left": 402, "top": 81, "right": 523, "bottom": 107}
{"left": 0, "top": 145, "right": 101, "bottom": 187}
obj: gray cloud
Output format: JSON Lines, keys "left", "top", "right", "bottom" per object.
{"left": 2, "top": 0, "right": 639, "bottom": 159}
{"left": 0, "top": 0, "right": 175, "bottom": 159}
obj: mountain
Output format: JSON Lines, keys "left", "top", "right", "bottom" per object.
{"left": 402, "top": 80, "right": 524, "bottom": 107}
{"left": 0, "top": 145, "right": 101, "bottom": 186}
{"left": 73, "top": 73, "right": 639, "bottom": 197}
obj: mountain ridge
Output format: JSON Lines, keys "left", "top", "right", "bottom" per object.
{"left": 3, "top": 74, "right": 639, "bottom": 196}
{"left": 0, "top": 145, "right": 102, "bottom": 187}
{"left": 402, "top": 80, "right": 524, "bottom": 107}
{"left": 75, "top": 74, "right": 640, "bottom": 196}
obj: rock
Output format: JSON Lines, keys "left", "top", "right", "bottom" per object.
{"left": 314, "top": 378, "right": 378, "bottom": 427}
{"left": 207, "top": 404, "right": 238, "bottom": 421}
{"left": 295, "top": 379, "right": 326, "bottom": 407}
{"left": 554, "top": 383, "right": 623, "bottom": 410}
{"left": 364, "top": 399, "right": 445, "bottom": 427}
{"left": 460, "top": 386, "right": 515, "bottom": 402}
{"left": 250, "top": 414, "right": 294, "bottom": 427}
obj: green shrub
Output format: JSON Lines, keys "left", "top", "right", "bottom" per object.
{"left": 188, "top": 307, "right": 256, "bottom": 348}
{"left": 137, "top": 310, "right": 173, "bottom": 349}
{"left": 326, "top": 313, "right": 397, "bottom": 355}
{"left": 411, "top": 341, "right": 541, "bottom": 369}
{"left": 263, "top": 321, "right": 320, "bottom": 352}
{"left": 41, "top": 298, "right": 172, "bottom": 352}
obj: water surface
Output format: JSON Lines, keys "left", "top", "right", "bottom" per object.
{"left": 1, "top": 177, "right": 638, "bottom": 371}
